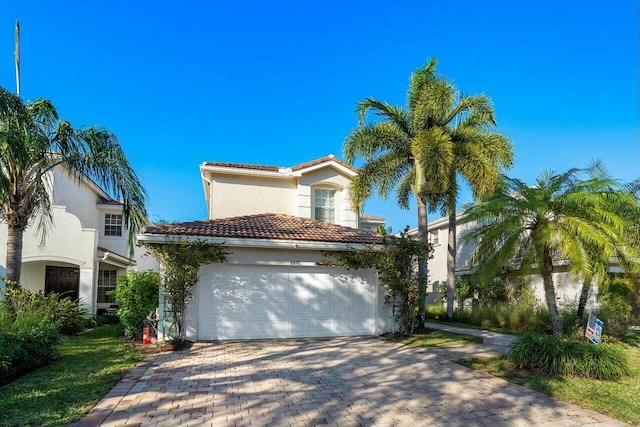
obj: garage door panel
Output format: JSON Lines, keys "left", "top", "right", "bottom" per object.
{"left": 196, "top": 263, "right": 379, "bottom": 340}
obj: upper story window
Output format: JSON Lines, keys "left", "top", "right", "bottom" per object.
{"left": 429, "top": 230, "right": 439, "bottom": 245}
{"left": 314, "top": 189, "right": 335, "bottom": 223}
{"left": 104, "top": 214, "right": 123, "bottom": 237}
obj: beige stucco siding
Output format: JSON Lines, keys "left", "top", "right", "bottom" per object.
{"left": 210, "top": 175, "right": 298, "bottom": 219}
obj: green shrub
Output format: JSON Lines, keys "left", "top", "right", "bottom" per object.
{"left": 593, "top": 280, "right": 634, "bottom": 338}
{"left": 455, "top": 304, "right": 549, "bottom": 333}
{"left": 0, "top": 293, "right": 62, "bottom": 384}
{"left": 4, "top": 289, "right": 91, "bottom": 335}
{"left": 94, "top": 313, "right": 120, "bottom": 326}
{"left": 109, "top": 271, "right": 160, "bottom": 338}
{"left": 509, "top": 334, "right": 630, "bottom": 380}
{"left": 52, "top": 297, "right": 94, "bottom": 335}
{"left": 425, "top": 304, "right": 447, "bottom": 320}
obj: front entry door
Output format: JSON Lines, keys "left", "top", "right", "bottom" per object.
{"left": 45, "top": 266, "right": 80, "bottom": 301}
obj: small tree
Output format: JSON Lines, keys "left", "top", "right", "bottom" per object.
{"left": 109, "top": 270, "right": 160, "bottom": 338}
{"left": 145, "top": 239, "right": 228, "bottom": 342}
{"left": 322, "top": 232, "right": 432, "bottom": 334}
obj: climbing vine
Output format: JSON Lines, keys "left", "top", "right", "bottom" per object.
{"left": 321, "top": 231, "right": 432, "bottom": 334}
{"left": 145, "top": 239, "right": 228, "bottom": 342}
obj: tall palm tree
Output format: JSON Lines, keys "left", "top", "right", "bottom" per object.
{"left": 344, "top": 59, "right": 447, "bottom": 321}
{"left": 0, "top": 86, "right": 147, "bottom": 286}
{"left": 412, "top": 82, "right": 513, "bottom": 319}
{"left": 574, "top": 177, "right": 640, "bottom": 335}
{"left": 345, "top": 58, "right": 512, "bottom": 320}
{"left": 462, "top": 164, "right": 634, "bottom": 337}
{"left": 344, "top": 58, "right": 500, "bottom": 317}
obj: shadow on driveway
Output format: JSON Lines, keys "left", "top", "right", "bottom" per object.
{"left": 75, "top": 337, "right": 628, "bottom": 426}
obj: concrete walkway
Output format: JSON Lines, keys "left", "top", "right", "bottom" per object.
{"left": 424, "top": 321, "right": 521, "bottom": 347}
{"left": 75, "top": 337, "right": 629, "bottom": 427}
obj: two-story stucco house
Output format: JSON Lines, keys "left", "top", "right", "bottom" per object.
{"left": 138, "top": 155, "right": 394, "bottom": 341}
{"left": 0, "top": 165, "right": 156, "bottom": 315}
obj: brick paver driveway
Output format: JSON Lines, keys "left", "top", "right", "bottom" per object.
{"left": 79, "top": 338, "right": 628, "bottom": 427}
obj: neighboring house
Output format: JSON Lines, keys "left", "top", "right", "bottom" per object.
{"left": 138, "top": 155, "right": 393, "bottom": 341}
{"left": 417, "top": 214, "right": 600, "bottom": 309}
{"left": 0, "top": 165, "right": 156, "bottom": 315}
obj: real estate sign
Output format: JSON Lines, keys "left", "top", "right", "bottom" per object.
{"left": 585, "top": 313, "right": 604, "bottom": 344}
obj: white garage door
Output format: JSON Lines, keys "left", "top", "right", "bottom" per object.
{"left": 193, "top": 263, "right": 380, "bottom": 340}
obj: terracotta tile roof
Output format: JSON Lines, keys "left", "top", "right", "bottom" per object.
{"left": 143, "top": 214, "right": 384, "bottom": 245}
{"left": 290, "top": 155, "right": 359, "bottom": 173}
{"left": 202, "top": 162, "right": 281, "bottom": 172}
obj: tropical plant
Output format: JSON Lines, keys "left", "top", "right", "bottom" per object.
{"left": 0, "top": 86, "right": 147, "bottom": 286}
{"left": 321, "top": 231, "right": 432, "bottom": 334}
{"left": 145, "top": 239, "right": 228, "bottom": 342}
{"left": 109, "top": 270, "right": 160, "bottom": 338}
{"left": 343, "top": 58, "right": 512, "bottom": 321}
{"left": 462, "top": 163, "right": 635, "bottom": 337}
{"left": 509, "top": 334, "right": 630, "bottom": 380}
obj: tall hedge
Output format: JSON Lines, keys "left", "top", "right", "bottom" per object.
{"left": 110, "top": 271, "right": 160, "bottom": 338}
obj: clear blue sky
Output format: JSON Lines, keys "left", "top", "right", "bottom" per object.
{"left": 1, "top": 1, "right": 638, "bottom": 231}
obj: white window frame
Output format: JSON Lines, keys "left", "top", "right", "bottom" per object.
{"left": 97, "top": 270, "right": 118, "bottom": 304}
{"left": 313, "top": 188, "right": 336, "bottom": 223}
{"left": 429, "top": 230, "right": 439, "bottom": 245}
{"left": 104, "top": 213, "right": 123, "bottom": 237}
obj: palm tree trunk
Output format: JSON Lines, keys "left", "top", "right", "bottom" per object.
{"left": 416, "top": 196, "right": 429, "bottom": 324}
{"left": 575, "top": 281, "right": 591, "bottom": 338}
{"left": 446, "top": 211, "right": 456, "bottom": 320}
{"left": 542, "top": 248, "right": 563, "bottom": 337}
{"left": 6, "top": 224, "right": 24, "bottom": 288}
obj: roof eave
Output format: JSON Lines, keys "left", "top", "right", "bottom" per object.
{"left": 136, "top": 233, "right": 381, "bottom": 251}
{"left": 200, "top": 163, "right": 301, "bottom": 179}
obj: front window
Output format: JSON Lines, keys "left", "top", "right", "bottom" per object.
{"left": 314, "top": 189, "right": 335, "bottom": 223}
{"left": 97, "top": 270, "right": 118, "bottom": 303}
{"left": 105, "top": 214, "right": 123, "bottom": 236}
{"left": 429, "top": 230, "right": 439, "bottom": 245}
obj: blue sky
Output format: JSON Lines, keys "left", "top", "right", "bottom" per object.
{"left": 1, "top": 1, "right": 638, "bottom": 231}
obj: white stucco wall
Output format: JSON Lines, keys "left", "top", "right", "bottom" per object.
{"left": 209, "top": 174, "right": 298, "bottom": 219}
{"left": 299, "top": 168, "right": 357, "bottom": 228}
{"left": 51, "top": 167, "right": 102, "bottom": 230}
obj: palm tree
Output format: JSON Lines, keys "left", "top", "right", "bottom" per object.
{"left": 412, "top": 82, "right": 513, "bottom": 320}
{"left": 344, "top": 58, "right": 500, "bottom": 318}
{"left": 0, "top": 86, "right": 147, "bottom": 286}
{"left": 574, "top": 177, "right": 640, "bottom": 335}
{"left": 345, "top": 58, "right": 512, "bottom": 321}
{"left": 462, "top": 164, "right": 634, "bottom": 337}
{"left": 344, "top": 58, "right": 446, "bottom": 321}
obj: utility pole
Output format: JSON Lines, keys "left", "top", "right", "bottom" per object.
{"left": 15, "top": 20, "right": 20, "bottom": 97}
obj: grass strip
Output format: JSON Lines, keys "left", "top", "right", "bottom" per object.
{"left": 0, "top": 324, "right": 145, "bottom": 427}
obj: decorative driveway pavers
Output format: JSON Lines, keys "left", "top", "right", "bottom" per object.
{"left": 76, "top": 338, "right": 629, "bottom": 427}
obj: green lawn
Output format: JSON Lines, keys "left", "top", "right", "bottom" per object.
{"left": 392, "top": 329, "right": 483, "bottom": 347}
{"left": 457, "top": 343, "right": 640, "bottom": 425}
{"left": 0, "top": 324, "right": 145, "bottom": 427}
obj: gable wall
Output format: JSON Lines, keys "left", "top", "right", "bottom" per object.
{"left": 209, "top": 174, "right": 298, "bottom": 219}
